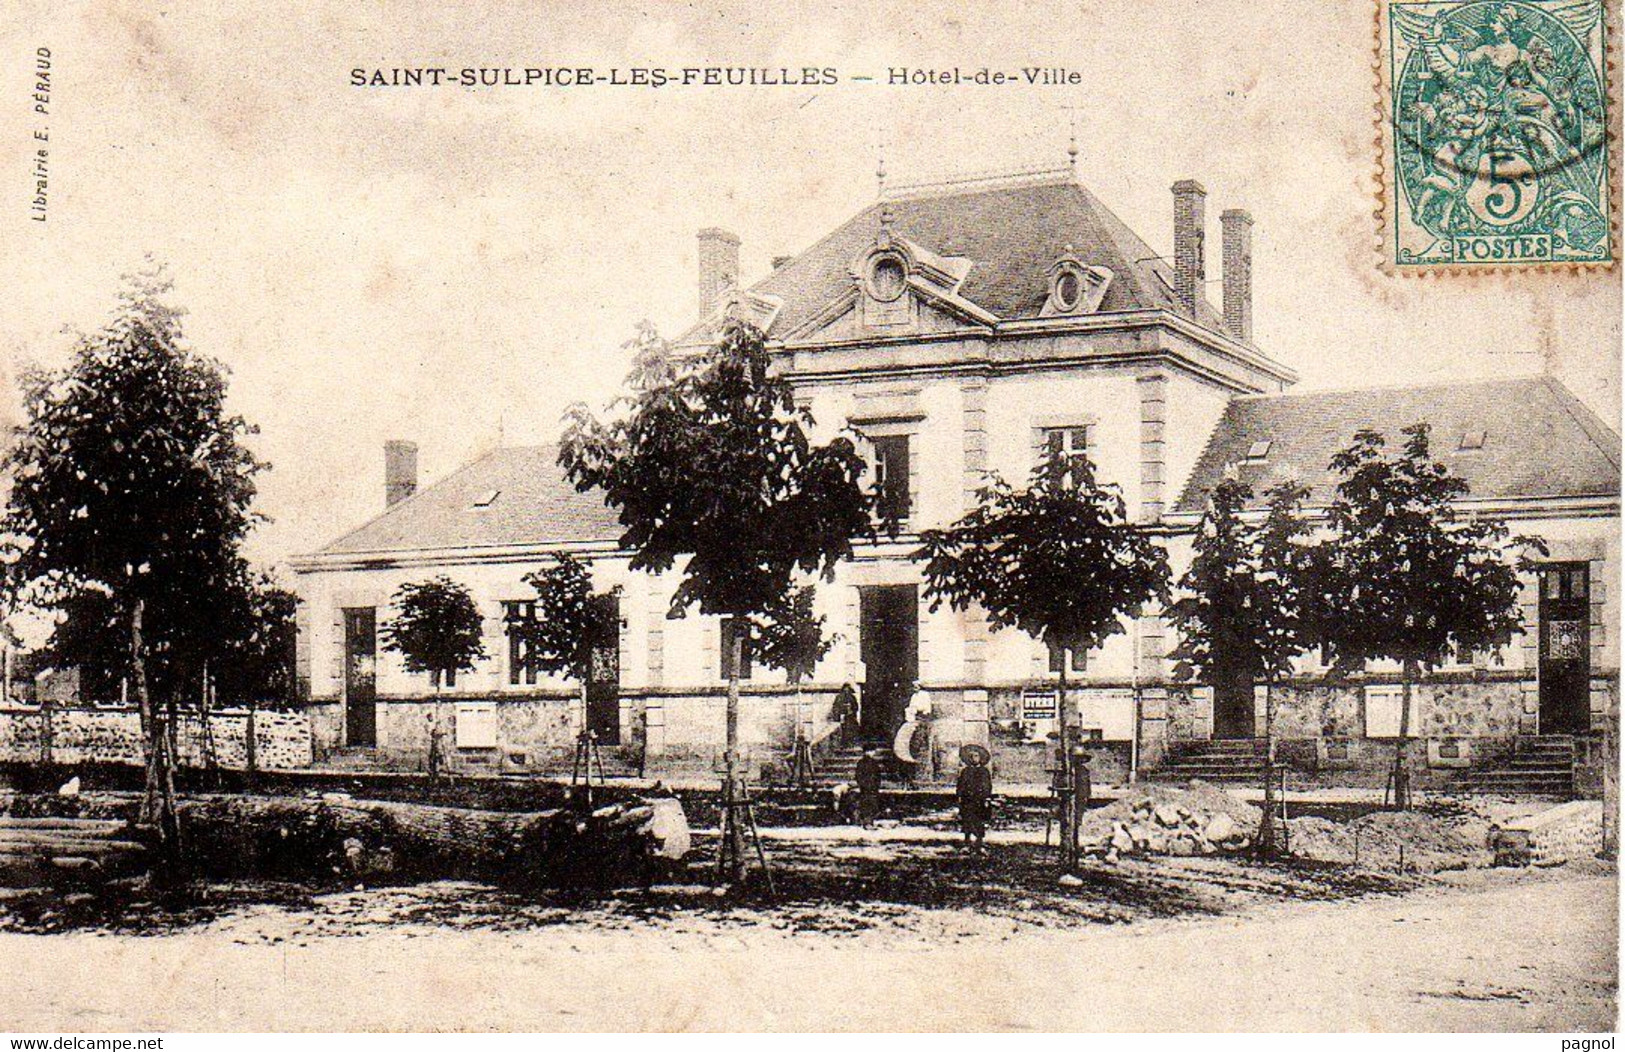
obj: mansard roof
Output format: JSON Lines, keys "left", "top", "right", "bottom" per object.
{"left": 319, "top": 444, "right": 621, "bottom": 556}
{"left": 1174, "top": 376, "right": 1621, "bottom": 515}
{"left": 694, "top": 175, "right": 1231, "bottom": 342}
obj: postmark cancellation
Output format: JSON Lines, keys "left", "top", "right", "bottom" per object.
{"left": 1378, "top": 0, "right": 1617, "bottom": 270}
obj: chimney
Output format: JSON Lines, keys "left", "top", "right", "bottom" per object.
{"left": 384, "top": 440, "right": 418, "bottom": 508}
{"left": 1221, "top": 208, "right": 1254, "bottom": 343}
{"left": 697, "top": 227, "right": 741, "bottom": 318}
{"left": 1171, "top": 180, "right": 1206, "bottom": 319}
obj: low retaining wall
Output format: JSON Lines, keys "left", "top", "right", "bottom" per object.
{"left": 0, "top": 705, "right": 314, "bottom": 770}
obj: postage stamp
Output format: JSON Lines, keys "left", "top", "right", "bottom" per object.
{"left": 1378, "top": 0, "right": 1616, "bottom": 270}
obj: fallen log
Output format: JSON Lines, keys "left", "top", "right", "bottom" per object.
{"left": 0, "top": 818, "right": 129, "bottom": 836}
{"left": 176, "top": 794, "right": 688, "bottom": 890}
{"left": 0, "top": 833, "right": 146, "bottom": 855}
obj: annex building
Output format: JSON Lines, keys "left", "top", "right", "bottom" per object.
{"left": 290, "top": 168, "right": 1620, "bottom": 793}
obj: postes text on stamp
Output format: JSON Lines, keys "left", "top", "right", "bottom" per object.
{"left": 1379, "top": 0, "right": 1615, "bottom": 270}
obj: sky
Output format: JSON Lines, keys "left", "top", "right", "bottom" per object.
{"left": 2, "top": 0, "right": 1618, "bottom": 575}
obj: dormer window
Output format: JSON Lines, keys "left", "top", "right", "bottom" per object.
{"left": 867, "top": 253, "right": 908, "bottom": 302}
{"left": 471, "top": 489, "right": 500, "bottom": 509}
{"left": 1043, "top": 251, "right": 1113, "bottom": 316}
{"left": 1244, "top": 440, "right": 1272, "bottom": 462}
{"left": 1054, "top": 269, "right": 1084, "bottom": 312}
{"left": 1458, "top": 430, "right": 1487, "bottom": 451}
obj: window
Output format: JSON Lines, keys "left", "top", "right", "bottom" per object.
{"left": 471, "top": 489, "right": 500, "bottom": 508}
{"left": 1044, "top": 426, "right": 1089, "bottom": 458}
{"left": 1244, "top": 439, "right": 1272, "bottom": 461}
{"left": 1041, "top": 426, "right": 1090, "bottom": 488}
{"left": 868, "top": 255, "right": 907, "bottom": 302}
{"left": 504, "top": 600, "right": 538, "bottom": 686}
{"left": 1047, "top": 641, "right": 1088, "bottom": 673}
{"left": 1436, "top": 641, "right": 1476, "bottom": 668}
{"left": 1542, "top": 565, "right": 1590, "bottom": 601}
{"left": 1457, "top": 430, "right": 1487, "bottom": 451}
{"left": 872, "top": 434, "right": 911, "bottom": 524}
{"left": 720, "top": 617, "right": 754, "bottom": 680}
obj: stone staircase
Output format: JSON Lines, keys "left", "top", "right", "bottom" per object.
{"left": 814, "top": 743, "right": 867, "bottom": 784}
{"left": 1455, "top": 736, "right": 1575, "bottom": 797}
{"left": 1155, "top": 738, "right": 1270, "bottom": 785}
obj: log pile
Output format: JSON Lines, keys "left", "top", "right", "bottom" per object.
{"left": 177, "top": 793, "right": 689, "bottom": 890}
{"left": 0, "top": 816, "right": 148, "bottom": 886}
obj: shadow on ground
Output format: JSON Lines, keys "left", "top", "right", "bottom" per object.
{"left": 0, "top": 831, "right": 1416, "bottom": 939}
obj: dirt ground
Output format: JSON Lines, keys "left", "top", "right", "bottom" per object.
{"left": 0, "top": 829, "right": 1613, "bottom": 1032}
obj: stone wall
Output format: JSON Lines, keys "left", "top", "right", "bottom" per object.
{"left": 0, "top": 705, "right": 314, "bottom": 770}
{"left": 1161, "top": 674, "right": 1530, "bottom": 742}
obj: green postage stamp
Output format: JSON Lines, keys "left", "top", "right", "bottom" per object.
{"left": 1379, "top": 0, "right": 1616, "bottom": 269}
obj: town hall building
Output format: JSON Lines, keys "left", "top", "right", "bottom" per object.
{"left": 289, "top": 166, "right": 1620, "bottom": 794}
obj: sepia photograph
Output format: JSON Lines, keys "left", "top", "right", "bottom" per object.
{"left": 0, "top": 0, "right": 1618, "bottom": 1038}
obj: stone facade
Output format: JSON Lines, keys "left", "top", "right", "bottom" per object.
{"left": 0, "top": 705, "right": 314, "bottom": 770}
{"left": 288, "top": 172, "right": 1620, "bottom": 791}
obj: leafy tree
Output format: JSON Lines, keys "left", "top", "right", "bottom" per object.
{"left": 381, "top": 576, "right": 487, "bottom": 777}
{"left": 518, "top": 553, "right": 599, "bottom": 682}
{"left": 915, "top": 446, "right": 1168, "bottom": 871}
{"left": 561, "top": 318, "right": 870, "bottom": 882}
{"left": 516, "top": 551, "right": 622, "bottom": 792}
{"left": 753, "top": 585, "right": 836, "bottom": 785}
{"left": 211, "top": 573, "right": 299, "bottom": 707}
{"left": 0, "top": 262, "right": 265, "bottom": 861}
{"left": 753, "top": 585, "right": 833, "bottom": 686}
{"left": 1170, "top": 478, "right": 1315, "bottom": 855}
{"left": 35, "top": 587, "right": 130, "bottom": 699}
{"left": 1319, "top": 424, "right": 1539, "bottom": 809}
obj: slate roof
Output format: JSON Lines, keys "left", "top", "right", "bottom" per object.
{"left": 320, "top": 444, "right": 622, "bottom": 555}
{"left": 1174, "top": 376, "right": 1621, "bottom": 514}
{"left": 699, "top": 176, "right": 1228, "bottom": 341}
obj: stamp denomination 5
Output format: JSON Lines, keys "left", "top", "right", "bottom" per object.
{"left": 1377, "top": 0, "right": 1615, "bottom": 271}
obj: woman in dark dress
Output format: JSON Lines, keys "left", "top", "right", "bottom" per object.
{"left": 956, "top": 744, "right": 994, "bottom": 853}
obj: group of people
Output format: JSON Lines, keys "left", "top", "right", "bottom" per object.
{"left": 843, "top": 733, "right": 1092, "bottom": 860}
{"left": 847, "top": 741, "right": 994, "bottom": 850}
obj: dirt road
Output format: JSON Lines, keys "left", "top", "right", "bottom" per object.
{"left": 0, "top": 869, "right": 1612, "bottom": 1032}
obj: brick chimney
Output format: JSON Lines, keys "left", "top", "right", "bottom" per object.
{"left": 384, "top": 440, "right": 418, "bottom": 508}
{"left": 1221, "top": 208, "right": 1254, "bottom": 343}
{"left": 697, "top": 227, "right": 741, "bottom": 318}
{"left": 1171, "top": 180, "right": 1206, "bottom": 319}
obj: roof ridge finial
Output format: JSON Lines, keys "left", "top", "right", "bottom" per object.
{"left": 876, "top": 135, "right": 888, "bottom": 198}
{"left": 1064, "top": 105, "right": 1080, "bottom": 174}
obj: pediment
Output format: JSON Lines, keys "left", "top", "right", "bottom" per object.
{"left": 780, "top": 287, "right": 989, "bottom": 344}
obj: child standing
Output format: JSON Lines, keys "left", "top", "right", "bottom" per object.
{"left": 956, "top": 744, "right": 994, "bottom": 853}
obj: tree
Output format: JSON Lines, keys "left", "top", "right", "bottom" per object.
{"left": 516, "top": 552, "right": 620, "bottom": 799}
{"left": 0, "top": 262, "right": 265, "bottom": 865}
{"left": 1319, "top": 424, "right": 1539, "bottom": 809}
{"left": 380, "top": 576, "right": 487, "bottom": 777}
{"left": 915, "top": 446, "right": 1168, "bottom": 872}
{"left": 561, "top": 318, "right": 870, "bottom": 883}
{"left": 753, "top": 585, "right": 836, "bottom": 785}
{"left": 1170, "top": 478, "right": 1315, "bottom": 856}
{"left": 210, "top": 573, "right": 299, "bottom": 709}
{"left": 518, "top": 552, "right": 599, "bottom": 683}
